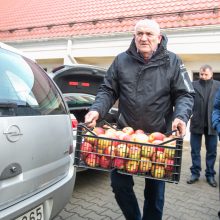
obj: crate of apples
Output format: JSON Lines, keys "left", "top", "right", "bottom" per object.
{"left": 75, "top": 124, "right": 183, "bottom": 183}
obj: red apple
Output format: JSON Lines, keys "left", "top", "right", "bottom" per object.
{"left": 99, "top": 156, "right": 111, "bottom": 169}
{"left": 115, "top": 131, "right": 131, "bottom": 143}
{"left": 123, "top": 134, "right": 132, "bottom": 142}
{"left": 115, "top": 130, "right": 126, "bottom": 140}
{"left": 113, "top": 158, "right": 125, "bottom": 170}
{"left": 125, "top": 160, "right": 139, "bottom": 174}
{"left": 165, "top": 158, "right": 174, "bottom": 172}
{"left": 105, "top": 128, "right": 117, "bottom": 137}
{"left": 139, "top": 157, "right": 152, "bottom": 173}
{"left": 148, "top": 132, "right": 165, "bottom": 143}
{"left": 93, "top": 127, "right": 105, "bottom": 135}
{"left": 127, "top": 133, "right": 137, "bottom": 147}
{"left": 128, "top": 145, "right": 141, "bottom": 159}
{"left": 85, "top": 153, "right": 100, "bottom": 167}
{"left": 80, "top": 142, "right": 93, "bottom": 159}
{"left": 152, "top": 140, "right": 164, "bottom": 152}
{"left": 122, "top": 126, "right": 134, "bottom": 135}
{"left": 133, "top": 133, "right": 149, "bottom": 144}
{"left": 103, "top": 145, "right": 116, "bottom": 157}
{"left": 135, "top": 129, "right": 145, "bottom": 134}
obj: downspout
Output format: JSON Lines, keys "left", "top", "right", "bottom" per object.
{"left": 66, "top": 39, "right": 77, "bottom": 64}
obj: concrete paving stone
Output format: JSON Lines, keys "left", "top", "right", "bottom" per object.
{"left": 163, "top": 216, "right": 177, "bottom": 220}
{"left": 115, "top": 215, "right": 127, "bottom": 220}
{"left": 85, "top": 203, "right": 108, "bottom": 214}
{"left": 180, "top": 213, "right": 201, "bottom": 220}
{"left": 83, "top": 211, "right": 108, "bottom": 220}
{"left": 63, "top": 202, "right": 80, "bottom": 211}
{"left": 65, "top": 215, "right": 89, "bottom": 220}
{"left": 102, "top": 202, "right": 122, "bottom": 214}
{"left": 53, "top": 208, "right": 78, "bottom": 220}
{"left": 163, "top": 211, "right": 183, "bottom": 220}
{"left": 71, "top": 205, "right": 94, "bottom": 217}
{"left": 71, "top": 199, "right": 96, "bottom": 209}
{"left": 69, "top": 196, "right": 84, "bottom": 204}
{"left": 100, "top": 209, "right": 123, "bottom": 219}
{"left": 86, "top": 198, "right": 110, "bottom": 207}
{"left": 71, "top": 191, "right": 97, "bottom": 202}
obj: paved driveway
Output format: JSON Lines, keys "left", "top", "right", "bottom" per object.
{"left": 55, "top": 141, "right": 220, "bottom": 220}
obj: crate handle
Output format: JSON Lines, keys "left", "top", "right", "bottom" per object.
{"left": 164, "top": 129, "right": 177, "bottom": 137}
{"left": 77, "top": 122, "right": 98, "bottom": 136}
{"left": 102, "top": 120, "right": 119, "bottom": 130}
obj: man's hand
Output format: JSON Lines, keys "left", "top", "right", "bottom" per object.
{"left": 172, "top": 118, "right": 186, "bottom": 137}
{"left": 84, "top": 111, "right": 99, "bottom": 128}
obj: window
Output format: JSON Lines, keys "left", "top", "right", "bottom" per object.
{"left": 0, "top": 49, "right": 67, "bottom": 116}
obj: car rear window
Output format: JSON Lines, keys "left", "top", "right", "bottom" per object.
{"left": 53, "top": 69, "right": 104, "bottom": 95}
{"left": 63, "top": 93, "right": 95, "bottom": 109}
{"left": 0, "top": 49, "right": 67, "bottom": 116}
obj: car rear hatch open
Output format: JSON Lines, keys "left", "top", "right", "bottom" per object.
{"left": 51, "top": 65, "right": 118, "bottom": 123}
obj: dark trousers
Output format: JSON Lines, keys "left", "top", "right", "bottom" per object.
{"left": 190, "top": 132, "right": 217, "bottom": 178}
{"left": 110, "top": 169, "right": 165, "bottom": 220}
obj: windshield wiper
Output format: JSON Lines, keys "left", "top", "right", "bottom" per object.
{"left": 0, "top": 102, "right": 18, "bottom": 108}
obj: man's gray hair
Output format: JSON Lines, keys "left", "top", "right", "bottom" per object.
{"left": 200, "top": 64, "right": 213, "bottom": 72}
{"left": 134, "top": 19, "right": 160, "bottom": 34}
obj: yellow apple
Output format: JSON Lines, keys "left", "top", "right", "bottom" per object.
{"left": 141, "top": 145, "right": 156, "bottom": 158}
{"left": 151, "top": 165, "right": 165, "bottom": 178}
{"left": 125, "top": 160, "right": 139, "bottom": 174}
{"left": 115, "top": 144, "right": 129, "bottom": 158}
{"left": 128, "top": 145, "right": 141, "bottom": 160}
{"left": 139, "top": 157, "right": 152, "bottom": 172}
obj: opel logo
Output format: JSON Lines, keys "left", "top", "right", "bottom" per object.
{"left": 3, "top": 125, "right": 23, "bottom": 142}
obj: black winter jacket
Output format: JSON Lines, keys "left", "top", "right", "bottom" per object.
{"left": 90, "top": 35, "right": 195, "bottom": 133}
{"left": 190, "top": 79, "right": 220, "bottom": 135}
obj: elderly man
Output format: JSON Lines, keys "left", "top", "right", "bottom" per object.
{"left": 85, "top": 19, "right": 194, "bottom": 220}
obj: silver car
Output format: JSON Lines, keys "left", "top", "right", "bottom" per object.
{"left": 0, "top": 43, "right": 76, "bottom": 220}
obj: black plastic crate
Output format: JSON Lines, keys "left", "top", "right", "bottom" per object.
{"left": 74, "top": 123, "right": 183, "bottom": 183}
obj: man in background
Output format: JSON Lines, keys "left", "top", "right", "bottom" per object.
{"left": 187, "top": 64, "right": 220, "bottom": 187}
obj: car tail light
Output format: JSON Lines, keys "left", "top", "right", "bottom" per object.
{"left": 69, "top": 81, "right": 79, "bottom": 86}
{"left": 70, "top": 113, "right": 78, "bottom": 128}
{"left": 71, "top": 118, "right": 78, "bottom": 128}
{"left": 68, "top": 81, "right": 90, "bottom": 87}
{"left": 81, "top": 82, "right": 90, "bottom": 87}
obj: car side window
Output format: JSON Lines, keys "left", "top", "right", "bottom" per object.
{"left": 0, "top": 49, "right": 67, "bottom": 116}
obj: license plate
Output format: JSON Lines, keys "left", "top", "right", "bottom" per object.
{"left": 16, "top": 204, "right": 44, "bottom": 220}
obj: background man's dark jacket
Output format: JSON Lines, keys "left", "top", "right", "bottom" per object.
{"left": 190, "top": 79, "right": 220, "bottom": 135}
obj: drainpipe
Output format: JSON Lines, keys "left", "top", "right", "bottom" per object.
{"left": 64, "top": 39, "right": 77, "bottom": 64}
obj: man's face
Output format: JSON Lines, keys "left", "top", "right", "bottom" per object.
{"left": 134, "top": 26, "right": 162, "bottom": 59}
{"left": 199, "top": 68, "right": 213, "bottom": 80}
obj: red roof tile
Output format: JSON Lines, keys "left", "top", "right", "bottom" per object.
{"left": 0, "top": 0, "right": 219, "bottom": 41}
